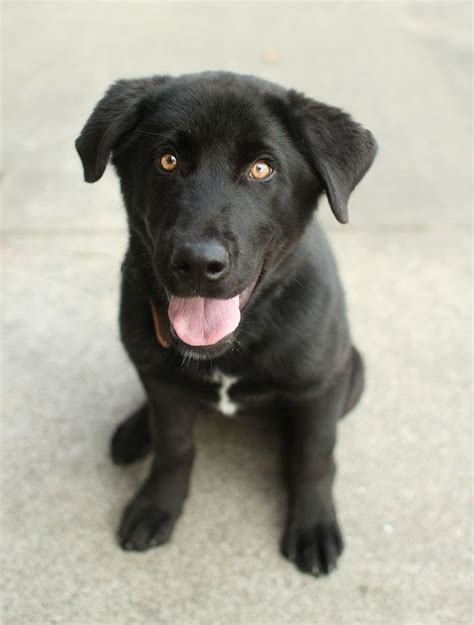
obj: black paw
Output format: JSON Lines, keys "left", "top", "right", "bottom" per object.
{"left": 281, "top": 520, "right": 344, "bottom": 576}
{"left": 111, "top": 404, "right": 151, "bottom": 465}
{"left": 118, "top": 494, "right": 175, "bottom": 552}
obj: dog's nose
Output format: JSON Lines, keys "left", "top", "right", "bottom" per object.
{"left": 170, "top": 239, "right": 229, "bottom": 283}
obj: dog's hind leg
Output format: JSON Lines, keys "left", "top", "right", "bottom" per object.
{"left": 111, "top": 402, "right": 151, "bottom": 465}
{"left": 341, "top": 346, "right": 365, "bottom": 418}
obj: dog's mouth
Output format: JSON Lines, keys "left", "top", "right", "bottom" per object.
{"left": 166, "top": 271, "right": 261, "bottom": 350}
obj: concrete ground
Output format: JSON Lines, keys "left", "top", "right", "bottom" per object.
{"left": 1, "top": 3, "right": 472, "bottom": 624}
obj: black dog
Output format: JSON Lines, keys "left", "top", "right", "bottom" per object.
{"left": 76, "top": 71, "right": 377, "bottom": 577}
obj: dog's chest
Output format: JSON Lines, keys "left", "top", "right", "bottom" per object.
{"left": 211, "top": 370, "right": 240, "bottom": 416}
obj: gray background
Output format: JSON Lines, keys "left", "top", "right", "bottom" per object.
{"left": 1, "top": 2, "right": 472, "bottom": 624}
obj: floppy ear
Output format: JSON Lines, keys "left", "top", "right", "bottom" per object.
{"left": 288, "top": 90, "right": 377, "bottom": 224}
{"left": 75, "top": 77, "right": 165, "bottom": 183}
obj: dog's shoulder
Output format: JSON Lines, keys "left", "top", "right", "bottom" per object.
{"left": 232, "top": 219, "right": 351, "bottom": 386}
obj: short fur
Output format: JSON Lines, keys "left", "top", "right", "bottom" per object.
{"left": 76, "top": 71, "right": 377, "bottom": 577}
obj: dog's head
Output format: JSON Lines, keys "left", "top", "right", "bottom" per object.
{"left": 76, "top": 72, "right": 377, "bottom": 358}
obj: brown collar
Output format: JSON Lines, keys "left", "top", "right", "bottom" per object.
{"left": 149, "top": 298, "right": 171, "bottom": 348}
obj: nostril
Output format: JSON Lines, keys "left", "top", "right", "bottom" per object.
{"left": 170, "top": 249, "right": 192, "bottom": 273}
{"left": 207, "top": 261, "right": 224, "bottom": 275}
{"left": 174, "top": 261, "right": 191, "bottom": 273}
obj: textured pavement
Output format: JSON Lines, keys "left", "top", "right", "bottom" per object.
{"left": 1, "top": 3, "right": 472, "bottom": 625}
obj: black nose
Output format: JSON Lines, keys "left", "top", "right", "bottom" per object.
{"left": 170, "top": 239, "right": 229, "bottom": 284}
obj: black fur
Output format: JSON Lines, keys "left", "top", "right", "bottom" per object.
{"left": 76, "top": 71, "right": 377, "bottom": 577}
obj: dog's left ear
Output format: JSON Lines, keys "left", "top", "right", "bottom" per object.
{"left": 288, "top": 90, "right": 378, "bottom": 224}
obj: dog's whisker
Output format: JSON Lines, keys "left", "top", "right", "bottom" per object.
{"left": 132, "top": 130, "right": 168, "bottom": 139}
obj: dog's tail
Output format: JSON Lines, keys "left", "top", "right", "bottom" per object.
{"left": 341, "top": 346, "right": 365, "bottom": 418}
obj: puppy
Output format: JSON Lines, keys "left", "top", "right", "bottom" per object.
{"left": 76, "top": 71, "right": 377, "bottom": 577}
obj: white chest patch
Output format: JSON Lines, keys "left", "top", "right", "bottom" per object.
{"left": 211, "top": 370, "right": 240, "bottom": 417}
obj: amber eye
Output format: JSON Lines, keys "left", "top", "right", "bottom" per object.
{"left": 159, "top": 153, "right": 178, "bottom": 172}
{"left": 249, "top": 160, "right": 273, "bottom": 180}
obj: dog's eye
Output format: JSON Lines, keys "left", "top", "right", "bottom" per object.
{"left": 249, "top": 160, "right": 273, "bottom": 180}
{"left": 158, "top": 153, "right": 178, "bottom": 172}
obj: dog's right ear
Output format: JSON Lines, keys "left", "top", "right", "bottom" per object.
{"left": 75, "top": 77, "right": 166, "bottom": 183}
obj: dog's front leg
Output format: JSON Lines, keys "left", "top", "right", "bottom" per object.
{"left": 118, "top": 378, "right": 196, "bottom": 552}
{"left": 281, "top": 370, "right": 352, "bottom": 576}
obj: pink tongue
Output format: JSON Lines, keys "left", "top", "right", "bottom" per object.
{"left": 168, "top": 295, "right": 241, "bottom": 346}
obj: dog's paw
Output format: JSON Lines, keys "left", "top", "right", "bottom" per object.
{"left": 118, "top": 494, "right": 175, "bottom": 552}
{"left": 111, "top": 405, "right": 151, "bottom": 465}
{"left": 281, "top": 520, "right": 344, "bottom": 577}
